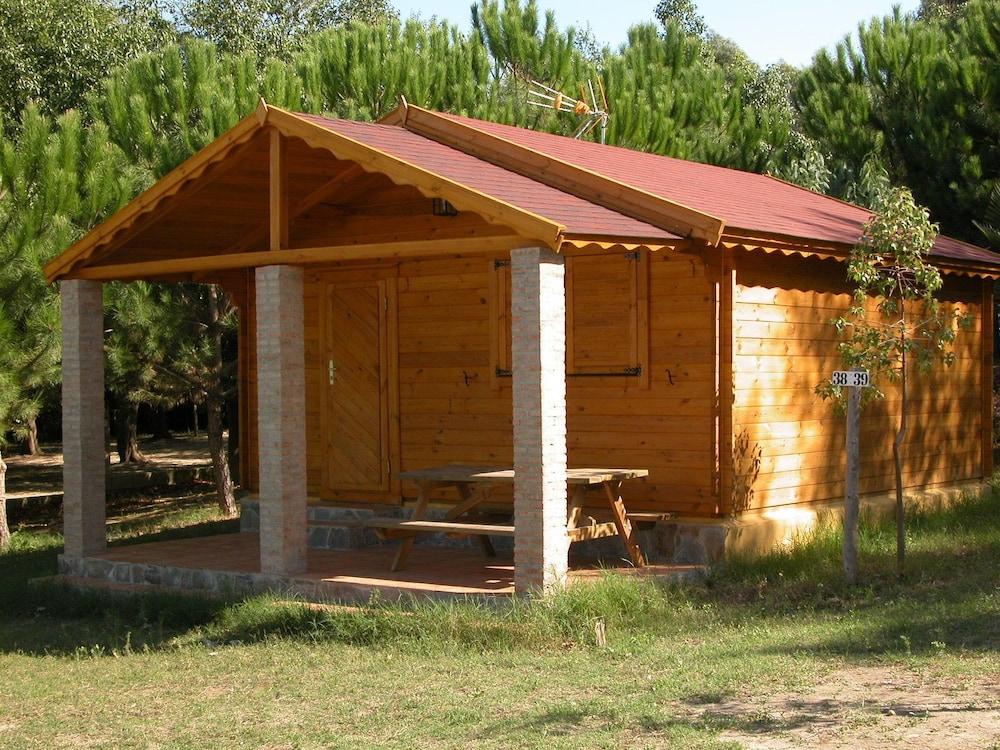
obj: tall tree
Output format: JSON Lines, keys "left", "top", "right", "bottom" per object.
{"left": 0, "top": 304, "right": 25, "bottom": 549}
{"left": 167, "top": 0, "right": 396, "bottom": 60}
{"left": 796, "top": 3, "right": 1000, "bottom": 241}
{"left": 0, "top": 107, "right": 143, "bottom": 455}
{"left": 654, "top": 0, "right": 707, "bottom": 37}
{"left": 0, "top": 0, "right": 173, "bottom": 125}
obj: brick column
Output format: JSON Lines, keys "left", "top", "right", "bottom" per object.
{"left": 255, "top": 265, "right": 308, "bottom": 575}
{"left": 61, "top": 280, "right": 106, "bottom": 558}
{"left": 511, "top": 246, "right": 568, "bottom": 593}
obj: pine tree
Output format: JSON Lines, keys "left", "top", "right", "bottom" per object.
{"left": 0, "top": 106, "right": 143, "bottom": 454}
{"left": 796, "top": 4, "right": 1000, "bottom": 241}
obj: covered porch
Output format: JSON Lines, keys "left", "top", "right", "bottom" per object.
{"left": 46, "top": 102, "right": 713, "bottom": 599}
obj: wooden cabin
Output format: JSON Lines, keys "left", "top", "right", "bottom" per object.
{"left": 46, "top": 100, "right": 999, "bottom": 594}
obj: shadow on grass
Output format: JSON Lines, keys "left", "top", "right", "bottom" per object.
{"left": 476, "top": 700, "right": 736, "bottom": 748}
{"left": 1, "top": 483, "right": 998, "bottom": 662}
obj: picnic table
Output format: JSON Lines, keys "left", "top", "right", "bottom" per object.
{"left": 374, "top": 465, "right": 652, "bottom": 571}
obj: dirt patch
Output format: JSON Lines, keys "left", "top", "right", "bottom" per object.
{"left": 690, "top": 665, "right": 1000, "bottom": 749}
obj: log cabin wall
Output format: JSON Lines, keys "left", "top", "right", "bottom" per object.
{"left": 238, "top": 244, "right": 720, "bottom": 516}
{"left": 729, "top": 249, "right": 986, "bottom": 513}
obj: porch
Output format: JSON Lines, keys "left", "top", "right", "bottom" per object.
{"left": 56, "top": 532, "right": 704, "bottom": 604}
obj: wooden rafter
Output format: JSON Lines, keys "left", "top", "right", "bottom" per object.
{"left": 386, "top": 102, "right": 725, "bottom": 246}
{"left": 64, "top": 236, "right": 527, "bottom": 281}
{"left": 229, "top": 161, "right": 367, "bottom": 253}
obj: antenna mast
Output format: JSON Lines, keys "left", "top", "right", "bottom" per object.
{"left": 527, "top": 78, "right": 610, "bottom": 144}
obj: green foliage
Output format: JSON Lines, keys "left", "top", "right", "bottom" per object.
{"left": 654, "top": 0, "right": 708, "bottom": 37}
{"left": 0, "top": 106, "right": 144, "bottom": 441}
{"left": 167, "top": 0, "right": 396, "bottom": 60}
{"left": 817, "top": 188, "right": 963, "bottom": 406}
{"left": 975, "top": 183, "right": 1000, "bottom": 248}
{"left": 796, "top": 2, "right": 1000, "bottom": 241}
{"left": 0, "top": 0, "right": 173, "bottom": 124}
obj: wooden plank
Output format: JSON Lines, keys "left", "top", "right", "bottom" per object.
{"left": 718, "top": 251, "right": 735, "bottom": 515}
{"left": 566, "top": 522, "right": 620, "bottom": 542}
{"left": 602, "top": 480, "right": 647, "bottom": 566}
{"left": 69, "top": 236, "right": 524, "bottom": 281}
{"left": 397, "top": 465, "right": 649, "bottom": 484}
{"left": 269, "top": 128, "right": 288, "bottom": 251}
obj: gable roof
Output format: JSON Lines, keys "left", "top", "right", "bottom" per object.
{"left": 45, "top": 99, "right": 1000, "bottom": 282}
{"left": 385, "top": 104, "right": 999, "bottom": 270}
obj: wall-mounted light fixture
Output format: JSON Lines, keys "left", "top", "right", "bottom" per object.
{"left": 432, "top": 198, "right": 459, "bottom": 217}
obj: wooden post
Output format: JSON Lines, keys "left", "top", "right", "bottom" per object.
{"left": 843, "top": 381, "right": 861, "bottom": 585}
{"left": 982, "top": 279, "right": 994, "bottom": 478}
{"left": 269, "top": 129, "right": 288, "bottom": 252}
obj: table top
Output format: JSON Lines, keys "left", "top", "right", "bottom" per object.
{"left": 398, "top": 465, "right": 649, "bottom": 485}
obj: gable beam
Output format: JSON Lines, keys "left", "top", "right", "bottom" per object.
{"left": 391, "top": 103, "right": 725, "bottom": 246}
{"left": 64, "top": 235, "right": 527, "bottom": 281}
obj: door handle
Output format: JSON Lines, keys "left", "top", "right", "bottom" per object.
{"left": 328, "top": 359, "right": 337, "bottom": 385}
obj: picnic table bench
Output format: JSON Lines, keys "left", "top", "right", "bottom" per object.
{"left": 331, "top": 465, "right": 654, "bottom": 571}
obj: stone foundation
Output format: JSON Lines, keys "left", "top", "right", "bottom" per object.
{"left": 241, "top": 478, "right": 990, "bottom": 568}
{"left": 55, "top": 552, "right": 417, "bottom": 604}
{"left": 652, "top": 479, "right": 991, "bottom": 564}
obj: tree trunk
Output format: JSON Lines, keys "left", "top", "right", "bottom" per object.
{"left": 894, "top": 330, "right": 908, "bottom": 581}
{"left": 116, "top": 401, "right": 148, "bottom": 464}
{"left": 25, "top": 416, "right": 42, "bottom": 455}
{"left": 0, "top": 449, "right": 10, "bottom": 550}
{"left": 207, "top": 286, "right": 237, "bottom": 516}
{"left": 843, "top": 382, "right": 861, "bottom": 584}
{"left": 207, "top": 392, "right": 237, "bottom": 516}
{"left": 227, "top": 388, "right": 240, "bottom": 487}
{"left": 151, "top": 406, "right": 172, "bottom": 441}
{"left": 192, "top": 401, "right": 200, "bottom": 437}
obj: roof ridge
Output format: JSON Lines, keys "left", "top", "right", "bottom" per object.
{"left": 392, "top": 103, "right": 724, "bottom": 245}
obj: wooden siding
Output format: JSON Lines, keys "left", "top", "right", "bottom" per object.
{"left": 234, "top": 240, "right": 987, "bottom": 519}
{"left": 240, "top": 245, "right": 717, "bottom": 515}
{"left": 729, "top": 250, "right": 986, "bottom": 512}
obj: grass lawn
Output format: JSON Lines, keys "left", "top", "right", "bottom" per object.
{"left": 0, "top": 485, "right": 998, "bottom": 749}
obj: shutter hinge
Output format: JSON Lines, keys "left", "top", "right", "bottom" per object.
{"left": 494, "top": 259, "right": 510, "bottom": 269}
{"left": 625, "top": 250, "right": 641, "bottom": 260}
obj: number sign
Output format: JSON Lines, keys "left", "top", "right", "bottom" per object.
{"left": 832, "top": 370, "right": 870, "bottom": 388}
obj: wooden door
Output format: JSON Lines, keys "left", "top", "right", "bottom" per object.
{"left": 321, "top": 279, "right": 391, "bottom": 495}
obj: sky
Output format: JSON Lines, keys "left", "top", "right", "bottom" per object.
{"left": 391, "top": 0, "right": 922, "bottom": 67}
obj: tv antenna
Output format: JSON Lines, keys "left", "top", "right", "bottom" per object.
{"left": 527, "top": 79, "right": 610, "bottom": 144}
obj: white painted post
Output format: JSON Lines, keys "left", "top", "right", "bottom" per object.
{"left": 255, "top": 265, "right": 308, "bottom": 576}
{"left": 511, "top": 246, "right": 569, "bottom": 594}
{"left": 61, "top": 279, "right": 107, "bottom": 558}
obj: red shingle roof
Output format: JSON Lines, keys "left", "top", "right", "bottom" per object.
{"left": 300, "top": 114, "right": 674, "bottom": 240}
{"left": 436, "top": 113, "right": 1000, "bottom": 267}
